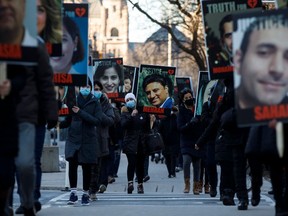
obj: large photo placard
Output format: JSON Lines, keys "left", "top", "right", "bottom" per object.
{"left": 137, "top": 64, "right": 176, "bottom": 115}
{"left": 0, "top": 0, "right": 38, "bottom": 65}
{"left": 233, "top": 9, "right": 288, "bottom": 126}
{"left": 52, "top": 3, "right": 88, "bottom": 86}
{"left": 201, "top": 0, "right": 262, "bottom": 80}
{"left": 38, "top": 0, "right": 62, "bottom": 57}
{"left": 93, "top": 58, "right": 124, "bottom": 99}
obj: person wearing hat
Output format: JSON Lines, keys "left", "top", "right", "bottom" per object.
{"left": 121, "top": 93, "right": 155, "bottom": 194}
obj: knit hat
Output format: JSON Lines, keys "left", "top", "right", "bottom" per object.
{"left": 125, "top": 93, "right": 136, "bottom": 102}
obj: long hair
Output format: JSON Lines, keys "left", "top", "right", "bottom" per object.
{"left": 39, "top": 0, "right": 62, "bottom": 43}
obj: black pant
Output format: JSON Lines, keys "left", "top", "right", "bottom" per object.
{"left": 69, "top": 158, "right": 92, "bottom": 191}
{"left": 219, "top": 161, "right": 235, "bottom": 194}
{"left": 270, "top": 163, "right": 288, "bottom": 211}
{"left": 165, "top": 154, "right": 177, "bottom": 176}
{"left": 248, "top": 156, "right": 263, "bottom": 198}
{"left": 126, "top": 153, "right": 145, "bottom": 184}
{"left": 231, "top": 145, "right": 248, "bottom": 201}
{"left": 206, "top": 141, "right": 218, "bottom": 190}
{"left": 89, "top": 158, "right": 101, "bottom": 194}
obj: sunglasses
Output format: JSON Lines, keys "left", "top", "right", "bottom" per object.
{"left": 224, "top": 32, "right": 232, "bottom": 39}
{"left": 94, "top": 88, "right": 101, "bottom": 91}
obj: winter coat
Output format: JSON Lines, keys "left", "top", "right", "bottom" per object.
{"left": 0, "top": 65, "right": 26, "bottom": 157}
{"left": 246, "top": 125, "right": 283, "bottom": 163}
{"left": 96, "top": 95, "right": 115, "bottom": 158}
{"left": 177, "top": 104, "right": 204, "bottom": 158}
{"left": 197, "top": 91, "right": 234, "bottom": 162}
{"left": 158, "top": 113, "right": 180, "bottom": 156}
{"left": 120, "top": 106, "right": 150, "bottom": 155}
{"left": 60, "top": 93, "right": 102, "bottom": 164}
{"left": 109, "top": 106, "right": 122, "bottom": 148}
{"left": 17, "top": 43, "right": 58, "bottom": 125}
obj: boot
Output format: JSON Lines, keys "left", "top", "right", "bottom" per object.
{"left": 193, "top": 181, "right": 200, "bottom": 195}
{"left": 237, "top": 191, "right": 248, "bottom": 210}
{"left": 127, "top": 181, "right": 134, "bottom": 194}
{"left": 183, "top": 178, "right": 190, "bottom": 193}
{"left": 204, "top": 184, "right": 210, "bottom": 194}
{"left": 198, "top": 181, "right": 203, "bottom": 193}
{"left": 137, "top": 183, "right": 144, "bottom": 194}
{"left": 222, "top": 189, "right": 235, "bottom": 206}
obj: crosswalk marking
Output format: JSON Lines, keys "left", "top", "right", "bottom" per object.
{"left": 43, "top": 192, "right": 275, "bottom": 209}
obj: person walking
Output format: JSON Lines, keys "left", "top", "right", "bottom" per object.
{"left": 121, "top": 93, "right": 152, "bottom": 194}
{"left": 60, "top": 83, "right": 103, "bottom": 206}
{"left": 0, "top": 64, "right": 26, "bottom": 216}
{"left": 177, "top": 88, "right": 204, "bottom": 194}
{"left": 200, "top": 94, "right": 218, "bottom": 197}
{"left": 89, "top": 81, "right": 115, "bottom": 197}
{"left": 159, "top": 106, "right": 180, "bottom": 178}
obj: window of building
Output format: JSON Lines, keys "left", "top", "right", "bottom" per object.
{"left": 113, "top": 5, "right": 116, "bottom": 12}
{"left": 111, "top": 28, "right": 119, "bottom": 37}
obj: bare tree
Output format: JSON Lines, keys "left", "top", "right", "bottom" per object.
{"left": 128, "top": 0, "right": 207, "bottom": 71}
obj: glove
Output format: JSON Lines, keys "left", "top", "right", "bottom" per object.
{"left": 47, "top": 120, "right": 58, "bottom": 130}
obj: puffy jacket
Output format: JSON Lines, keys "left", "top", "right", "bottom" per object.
{"left": 121, "top": 107, "right": 150, "bottom": 155}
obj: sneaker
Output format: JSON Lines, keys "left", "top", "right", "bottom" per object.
{"left": 143, "top": 175, "right": 150, "bottom": 182}
{"left": 127, "top": 182, "right": 134, "bottom": 194}
{"left": 67, "top": 192, "right": 78, "bottom": 205}
{"left": 81, "top": 194, "right": 90, "bottom": 206}
{"left": 89, "top": 193, "right": 97, "bottom": 201}
{"left": 98, "top": 184, "right": 106, "bottom": 193}
{"left": 137, "top": 183, "right": 144, "bottom": 194}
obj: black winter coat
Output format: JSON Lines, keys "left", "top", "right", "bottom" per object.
{"left": 60, "top": 93, "right": 103, "bottom": 164}
{"left": 177, "top": 104, "right": 204, "bottom": 158}
{"left": 17, "top": 43, "right": 58, "bottom": 125}
{"left": 121, "top": 107, "right": 150, "bottom": 155}
{"left": 0, "top": 65, "right": 26, "bottom": 157}
{"left": 158, "top": 113, "right": 180, "bottom": 156}
{"left": 96, "top": 95, "right": 115, "bottom": 158}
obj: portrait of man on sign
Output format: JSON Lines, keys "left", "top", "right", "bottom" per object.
{"left": 137, "top": 64, "right": 176, "bottom": 115}
{"left": 0, "top": 0, "right": 37, "bottom": 64}
{"left": 233, "top": 10, "right": 288, "bottom": 126}
{"left": 142, "top": 73, "right": 173, "bottom": 109}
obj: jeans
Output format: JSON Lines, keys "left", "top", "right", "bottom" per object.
{"left": 15, "top": 122, "right": 36, "bottom": 209}
{"left": 34, "top": 125, "right": 46, "bottom": 201}
{"left": 182, "top": 154, "right": 201, "bottom": 181}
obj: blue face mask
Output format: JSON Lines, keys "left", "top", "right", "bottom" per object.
{"left": 126, "top": 100, "right": 136, "bottom": 108}
{"left": 94, "top": 91, "right": 102, "bottom": 99}
{"left": 80, "top": 88, "right": 91, "bottom": 96}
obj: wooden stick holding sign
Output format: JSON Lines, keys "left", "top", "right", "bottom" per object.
{"left": 0, "top": 62, "right": 7, "bottom": 99}
{"left": 276, "top": 122, "right": 284, "bottom": 158}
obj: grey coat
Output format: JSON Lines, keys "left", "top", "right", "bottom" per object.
{"left": 60, "top": 93, "right": 102, "bottom": 164}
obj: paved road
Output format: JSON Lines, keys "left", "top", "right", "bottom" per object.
{"left": 11, "top": 137, "right": 276, "bottom": 215}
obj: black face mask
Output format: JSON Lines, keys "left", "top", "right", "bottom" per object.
{"left": 184, "top": 98, "right": 194, "bottom": 106}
